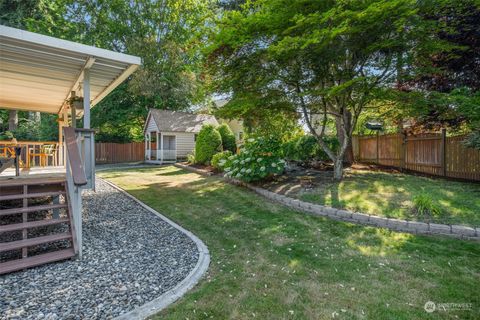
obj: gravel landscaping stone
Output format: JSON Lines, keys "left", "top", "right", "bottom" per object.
{"left": 0, "top": 179, "right": 199, "bottom": 320}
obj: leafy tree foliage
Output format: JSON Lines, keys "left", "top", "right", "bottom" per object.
{"left": 1, "top": 0, "right": 212, "bottom": 142}
{"left": 206, "top": 0, "right": 447, "bottom": 180}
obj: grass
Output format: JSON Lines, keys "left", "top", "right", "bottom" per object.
{"left": 99, "top": 166, "right": 480, "bottom": 320}
{"left": 295, "top": 169, "right": 480, "bottom": 226}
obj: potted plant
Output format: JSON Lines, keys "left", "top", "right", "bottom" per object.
{"left": 68, "top": 96, "right": 84, "bottom": 109}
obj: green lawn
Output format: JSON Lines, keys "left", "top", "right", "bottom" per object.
{"left": 293, "top": 169, "right": 480, "bottom": 227}
{"left": 99, "top": 166, "right": 480, "bottom": 320}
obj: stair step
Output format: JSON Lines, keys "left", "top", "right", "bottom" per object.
{"left": 0, "top": 191, "right": 66, "bottom": 201}
{"left": 0, "top": 177, "right": 65, "bottom": 187}
{"left": 0, "top": 218, "right": 70, "bottom": 233}
{"left": 0, "top": 233, "right": 72, "bottom": 252}
{"left": 0, "top": 203, "right": 67, "bottom": 216}
{"left": 0, "top": 248, "right": 76, "bottom": 275}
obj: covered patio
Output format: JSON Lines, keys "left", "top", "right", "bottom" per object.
{"left": 0, "top": 25, "right": 141, "bottom": 272}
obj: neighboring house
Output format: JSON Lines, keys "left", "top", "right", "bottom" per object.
{"left": 310, "top": 113, "right": 334, "bottom": 135}
{"left": 218, "top": 118, "right": 244, "bottom": 143}
{"left": 144, "top": 109, "right": 219, "bottom": 164}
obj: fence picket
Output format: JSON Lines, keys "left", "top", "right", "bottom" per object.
{"left": 353, "top": 133, "right": 480, "bottom": 182}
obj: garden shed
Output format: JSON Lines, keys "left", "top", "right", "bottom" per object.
{"left": 144, "top": 109, "right": 219, "bottom": 163}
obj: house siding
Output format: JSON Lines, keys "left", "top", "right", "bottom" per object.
{"left": 161, "top": 131, "right": 195, "bottom": 158}
{"left": 146, "top": 115, "right": 158, "bottom": 133}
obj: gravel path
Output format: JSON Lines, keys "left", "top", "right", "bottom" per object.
{"left": 0, "top": 179, "right": 199, "bottom": 320}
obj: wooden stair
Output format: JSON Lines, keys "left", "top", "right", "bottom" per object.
{"left": 0, "top": 178, "right": 77, "bottom": 275}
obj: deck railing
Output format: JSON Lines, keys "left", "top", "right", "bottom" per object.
{"left": 63, "top": 127, "right": 88, "bottom": 259}
{"left": 0, "top": 140, "right": 61, "bottom": 168}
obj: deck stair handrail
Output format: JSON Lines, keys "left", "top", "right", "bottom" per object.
{"left": 63, "top": 127, "right": 88, "bottom": 259}
{"left": 74, "top": 128, "right": 96, "bottom": 190}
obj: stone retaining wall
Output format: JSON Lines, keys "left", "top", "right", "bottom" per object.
{"left": 174, "top": 163, "right": 480, "bottom": 241}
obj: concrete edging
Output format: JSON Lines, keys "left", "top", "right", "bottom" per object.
{"left": 98, "top": 177, "right": 210, "bottom": 320}
{"left": 174, "top": 163, "right": 480, "bottom": 241}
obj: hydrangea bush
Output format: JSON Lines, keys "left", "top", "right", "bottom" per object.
{"left": 220, "top": 136, "right": 285, "bottom": 182}
{"left": 211, "top": 150, "right": 233, "bottom": 170}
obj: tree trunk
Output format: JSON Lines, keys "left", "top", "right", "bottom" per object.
{"left": 333, "top": 157, "right": 344, "bottom": 180}
{"left": 335, "top": 111, "right": 354, "bottom": 166}
{"left": 8, "top": 110, "right": 18, "bottom": 131}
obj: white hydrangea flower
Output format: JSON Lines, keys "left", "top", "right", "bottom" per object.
{"left": 219, "top": 159, "right": 226, "bottom": 166}
{"left": 236, "top": 173, "right": 242, "bottom": 178}
{"left": 246, "top": 169, "right": 252, "bottom": 174}
{"left": 247, "top": 138, "right": 255, "bottom": 142}
{"left": 279, "top": 159, "right": 286, "bottom": 163}
{"left": 225, "top": 167, "right": 231, "bottom": 172}
{"left": 233, "top": 160, "right": 239, "bottom": 164}
{"left": 241, "top": 168, "right": 246, "bottom": 173}
{"left": 240, "top": 160, "right": 245, "bottom": 165}
{"left": 228, "top": 156, "right": 235, "bottom": 160}
{"left": 257, "top": 158, "right": 263, "bottom": 162}
{"left": 271, "top": 162, "right": 277, "bottom": 167}
{"left": 245, "top": 158, "right": 251, "bottom": 162}
{"left": 260, "top": 166, "right": 266, "bottom": 171}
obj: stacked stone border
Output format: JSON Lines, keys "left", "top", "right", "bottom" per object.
{"left": 174, "top": 163, "right": 480, "bottom": 241}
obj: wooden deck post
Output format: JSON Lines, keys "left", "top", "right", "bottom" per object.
{"left": 376, "top": 131, "right": 379, "bottom": 164}
{"left": 83, "top": 69, "right": 90, "bottom": 129}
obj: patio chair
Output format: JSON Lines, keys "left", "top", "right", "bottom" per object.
{"left": 29, "top": 144, "right": 58, "bottom": 167}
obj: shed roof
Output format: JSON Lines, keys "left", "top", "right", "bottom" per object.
{"left": 0, "top": 25, "right": 141, "bottom": 114}
{"left": 146, "top": 109, "right": 219, "bottom": 133}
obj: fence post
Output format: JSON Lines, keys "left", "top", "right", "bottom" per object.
{"left": 400, "top": 133, "right": 405, "bottom": 171}
{"left": 441, "top": 128, "right": 447, "bottom": 176}
{"left": 376, "top": 131, "right": 379, "bottom": 164}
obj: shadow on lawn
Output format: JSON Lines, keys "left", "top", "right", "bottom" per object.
{"left": 118, "top": 171, "right": 479, "bottom": 260}
{"left": 102, "top": 168, "right": 480, "bottom": 320}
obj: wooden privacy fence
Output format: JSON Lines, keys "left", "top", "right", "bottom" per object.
{"left": 95, "top": 142, "right": 145, "bottom": 164}
{"left": 352, "top": 131, "right": 480, "bottom": 181}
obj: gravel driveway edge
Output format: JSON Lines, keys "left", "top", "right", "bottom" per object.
{"left": 99, "top": 177, "right": 210, "bottom": 320}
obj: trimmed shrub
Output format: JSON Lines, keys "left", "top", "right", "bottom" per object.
{"left": 283, "top": 135, "right": 339, "bottom": 162}
{"left": 195, "top": 124, "right": 222, "bottom": 164}
{"left": 217, "top": 123, "right": 237, "bottom": 153}
{"left": 223, "top": 136, "right": 285, "bottom": 182}
{"left": 211, "top": 150, "right": 233, "bottom": 171}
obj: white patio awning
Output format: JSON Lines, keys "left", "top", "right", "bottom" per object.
{"left": 0, "top": 25, "right": 142, "bottom": 114}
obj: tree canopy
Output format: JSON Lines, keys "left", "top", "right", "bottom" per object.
{"left": 205, "top": 0, "right": 452, "bottom": 179}
{"left": 1, "top": 0, "right": 212, "bottom": 142}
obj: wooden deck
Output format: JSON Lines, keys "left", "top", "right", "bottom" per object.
{"left": 0, "top": 166, "right": 66, "bottom": 184}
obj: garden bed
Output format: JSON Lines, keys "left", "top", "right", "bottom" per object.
{"left": 256, "top": 165, "right": 480, "bottom": 227}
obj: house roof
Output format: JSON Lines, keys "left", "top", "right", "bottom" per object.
{"left": 0, "top": 25, "right": 141, "bottom": 114}
{"left": 146, "top": 109, "right": 219, "bottom": 133}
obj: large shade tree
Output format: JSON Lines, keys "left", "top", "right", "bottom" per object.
{"left": 3, "top": 0, "right": 212, "bottom": 142}
{"left": 206, "top": 0, "right": 450, "bottom": 180}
